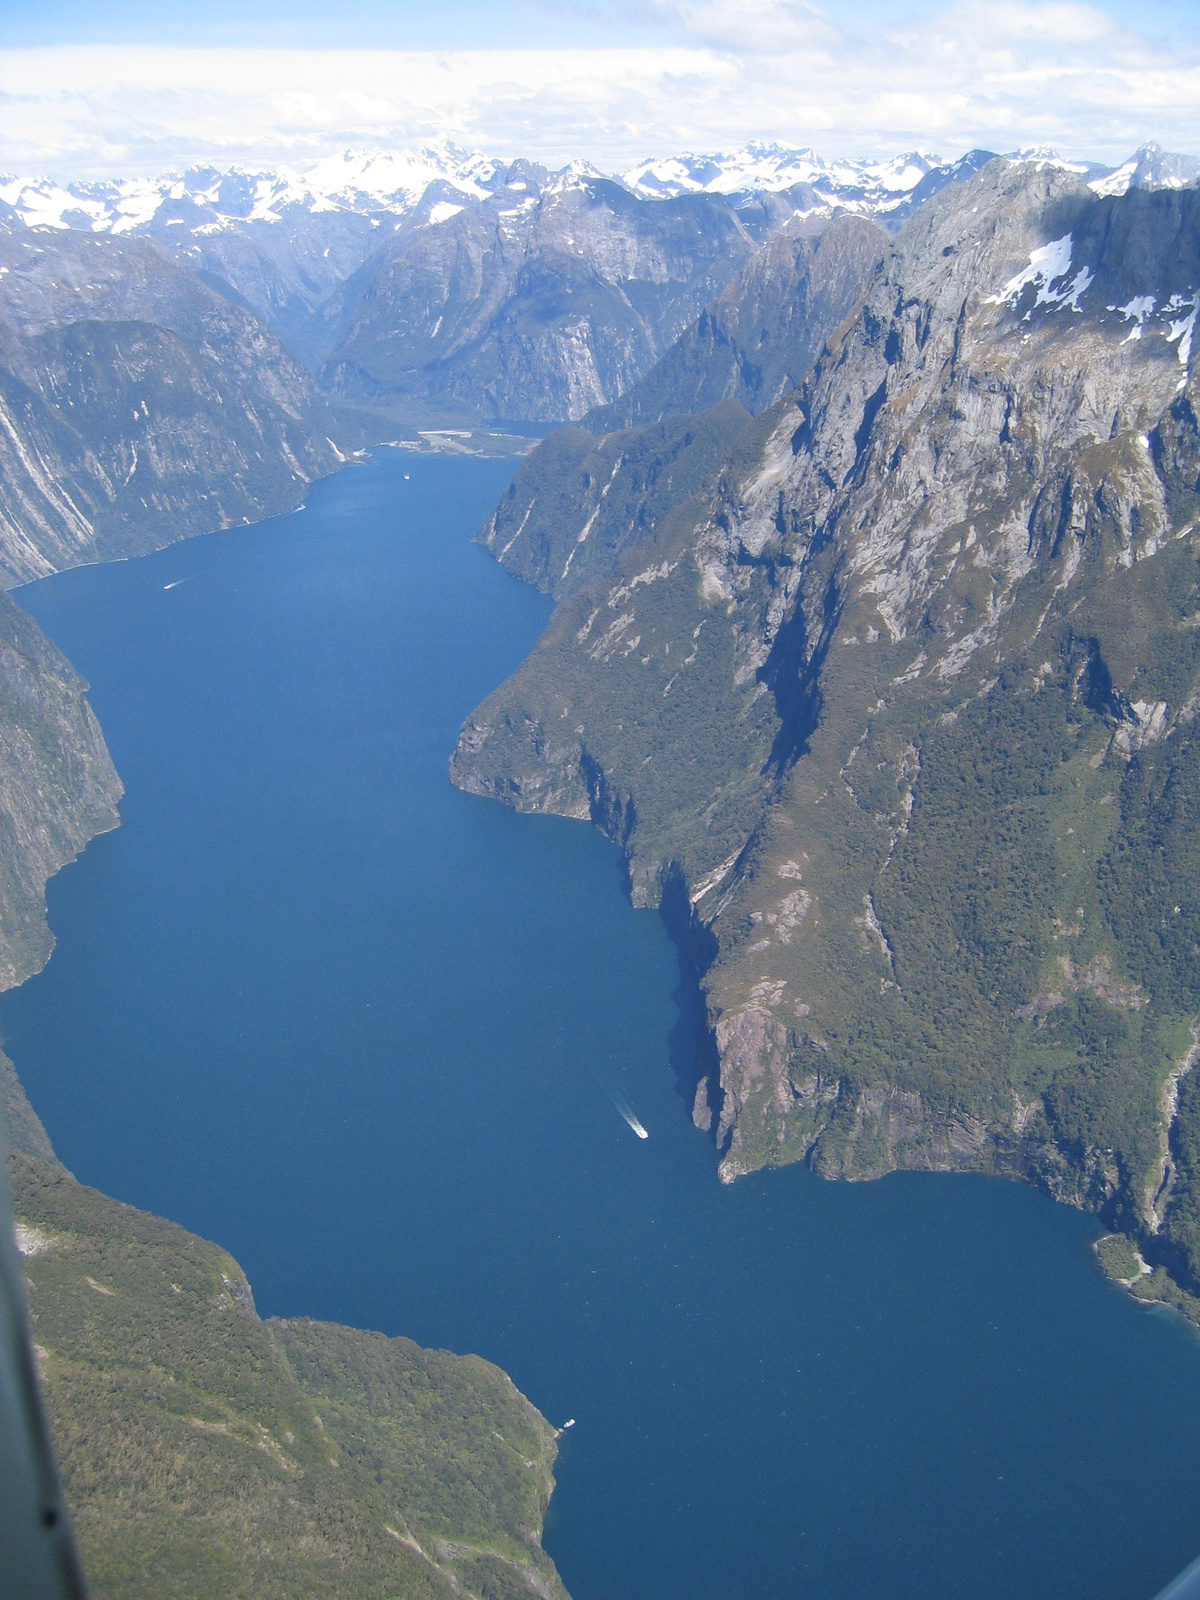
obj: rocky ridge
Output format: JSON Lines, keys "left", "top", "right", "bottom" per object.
{"left": 583, "top": 213, "right": 888, "bottom": 433}
{"left": 318, "top": 167, "right": 789, "bottom": 424}
{"left": 0, "top": 144, "right": 505, "bottom": 360}
{"left": 452, "top": 159, "right": 1200, "bottom": 1305}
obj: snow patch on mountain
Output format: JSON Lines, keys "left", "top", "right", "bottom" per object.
{"left": 1118, "top": 295, "right": 1157, "bottom": 341}
{"left": 1090, "top": 142, "right": 1200, "bottom": 198}
{"left": 1166, "top": 294, "right": 1200, "bottom": 370}
{"left": 989, "top": 234, "right": 1094, "bottom": 317}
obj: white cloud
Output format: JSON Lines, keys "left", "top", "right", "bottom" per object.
{"left": 0, "top": 1, "right": 1197, "bottom": 179}
{"left": 643, "top": 0, "right": 845, "bottom": 54}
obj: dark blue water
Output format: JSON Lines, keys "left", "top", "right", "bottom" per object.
{"left": 7, "top": 452, "right": 1200, "bottom": 1600}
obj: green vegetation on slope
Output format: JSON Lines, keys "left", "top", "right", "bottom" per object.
{"left": 454, "top": 167, "right": 1200, "bottom": 1322}
{"left": 463, "top": 466, "right": 1200, "bottom": 1312}
{"left": 11, "top": 1147, "right": 566, "bottom": 1600}
{"left": 478, "top": 401, "right": 751, "bottom": 601}
{"left": 0, "top": 591, "right": 122, "bottom": 990}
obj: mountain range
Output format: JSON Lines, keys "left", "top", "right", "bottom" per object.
{"left": 9, "top": 137, "right": 1179, "bottom": 240}
{"left": 0, "top": 137, "right": 1190, "bottom": 589}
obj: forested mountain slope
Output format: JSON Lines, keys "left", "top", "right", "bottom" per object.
{"left": 0, "top": 222, "right": 349, "bottom": 586}
{"left": 453, "top": 160, "right": 1200, "bottom": 1310}
{"left": 6, "top": 1128, "right": 566, "bottom": 1600}
{"left": 0, "top": 592, "right": 121, "bottom": 987}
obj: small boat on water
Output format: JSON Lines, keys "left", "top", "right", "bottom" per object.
{"left": 611, "top": 1095, "right": 649, "bottom": 1139}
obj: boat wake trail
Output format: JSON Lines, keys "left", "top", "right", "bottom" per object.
{"left": 608, "top": 1092, "right": 649, "bottom": 1140}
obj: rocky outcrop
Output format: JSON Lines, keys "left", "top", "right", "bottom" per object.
{"left": 584, "top": 213, "right": 886, "bottom": 431}
{"left": 474, "top": 214, "right": 886, "bottom": 603}
{"left": 477, "top": 400, "right": 753, "bottom": 601}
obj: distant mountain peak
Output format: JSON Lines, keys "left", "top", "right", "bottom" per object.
{"left": 1089, "top": 142, "right": 1200, "bottom": 198}
{"left": 0, "top": 140, "right": 503, "bottom": 236}
{"left": 1005, "top": 144, "right": 1089, "bottom": 170}
{"left": 620, "top": 143, "right": 942, "bottom": 209}
{"left": 1, "top": 141, "right": 1195, "bottom": 247}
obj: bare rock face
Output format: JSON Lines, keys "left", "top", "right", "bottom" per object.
{"left": 0, "top": 223, "right": 349, "bottom": 587}
{"left": 476, "top": 401, "right": 753, "bottom": 603}
{"left": 584, "top": 212, "right": 887, "bottom": 432}
{"left": 472, "top": 215, "right": 886, "bottom": 604}
{"left": 321, "top": 171, "right": 779, "bottom": 426}
{"left": 453, "top": 161, "right": 1200, "bottom": 1285}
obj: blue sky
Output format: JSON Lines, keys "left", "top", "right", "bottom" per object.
{"left": 2, "top": 0, "right": 1196, "bottom": 49}
{"left": 1, "top": 1, "right": 1198, "bottom": 175}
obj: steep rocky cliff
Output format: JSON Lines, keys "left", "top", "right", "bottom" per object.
{"left": 0, "top": 222, "right": 349, "bottom": 587}
{"left": 477, "top": 401, "right": 753, "bottom": 603}
{"left": 453, "top": 160, "right": 1200, "bottom": 1306}
{"left": 477, "top": 214, "right": 885, "bottom": 604}
{"left": 0, "top": 591, "right": 121, "bottom": 989}
{"left": 583, "top": 213, "right": 886, "bottom": 432}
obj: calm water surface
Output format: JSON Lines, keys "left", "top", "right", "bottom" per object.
{"left": 6, "top": 453, "right": 1200, "bottom": 1600}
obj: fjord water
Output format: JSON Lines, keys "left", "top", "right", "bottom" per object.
{"left": 7, "top": 453, "right": 1200, "bottom": 1600}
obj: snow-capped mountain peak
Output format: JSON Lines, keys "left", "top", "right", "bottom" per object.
{"left": 1088, "top": 142, "right": 1200, "bottom": 198}
{"left": 0, "top": 139, "right": 502, "bottom": 236}
{"left": 620, "top": 142, "right": 942, "bottom": 210}
{"left": 1, "top": 142, "right": 1196, "bottom": 246}
{"left": 291, "top": 143, "right": 501, "bottom": 214}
